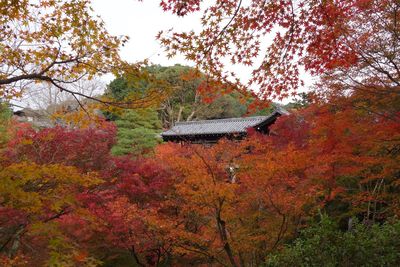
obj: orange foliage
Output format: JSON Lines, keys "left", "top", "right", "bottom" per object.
{"left": 154, "top": 96, "right": 399, "bottom": 265}
{"left": 156, "top": 138, "right": 320, "bottom": 265}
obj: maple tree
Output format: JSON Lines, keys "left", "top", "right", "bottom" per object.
{"left": 151, "top": 93, "right": 399, "bottom": 265}
{"left": 271, "top": 102, "right": 400, "bottom": 223}
{"left": 0, "top": 0, "right": 126, "bottom": 99}
{"left": 315, "top": 0, "right": 400, "bottom": 118}
{"left": 4, "top": 121, "right": 174, "bottom": 265}
{"left": 7, "top": 121, "right": 116, "bottom": 171}
{"left": 0, "top": 0, "right": 167, "bottom": 111}
{"left": 158, "top": 0, "right": 400, "bottom": 102}
{"left": 0, "top": 117, "right": 105, "bottom": 265}
{"left": 0, "top": 150, "right": 101, "bottom": 265}
{"left": 71, "top": 146, "right": 173, "bottom": 265}
{"left": 155, "top": 137, "right": 323, "bottom": 266}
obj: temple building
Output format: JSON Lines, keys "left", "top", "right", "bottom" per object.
{"left": 161, "top": 108, "right": 288, "bottom": 143}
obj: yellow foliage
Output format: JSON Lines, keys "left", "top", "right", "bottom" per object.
{"left": 0, "top": 162, "right": 101, "bottom": 214}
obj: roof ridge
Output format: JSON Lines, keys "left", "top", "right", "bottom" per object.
{"left": 175, "top": 115, "right": 268, "bottom": 125}
{"left": 161, "top": 109, "right": 289, "bottom": 137}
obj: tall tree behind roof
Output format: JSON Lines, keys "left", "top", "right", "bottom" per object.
{"left": 106, "top": 64, "right": 272, "bottom": 128}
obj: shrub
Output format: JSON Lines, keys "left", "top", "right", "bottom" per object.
{"left": 265, "top": 216, "right": 400, "bottom": 267}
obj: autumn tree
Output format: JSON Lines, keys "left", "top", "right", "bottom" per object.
{"left": 5, "top": 121, "right": 175, "bottom": 265}
{"left": 0, "top": 0, "right": 168, "bottom": 111}
{"left": 270, "top": 103, "right": 400, "bottom": 225}
{"left": 155, "top": 136, "right": 326, "bottom": 266}
{"left": 314, "top": 0, "right": 400, "bottom": 119}
{"left": 0, "top": 0, "right": 126, "bottom": 97}
{"left": 0, "top": 162, "right": 101, "bottom": 266}
{"left": 159, "top": 0, "right": 400, "bottom": 105}
{"left": 7, "top": 121, "right": 116, "bottom": 171}
{"left": 0, "top": 118, "right": 115, "bottom": 265}
{"left": 81, "top": 156, "right": 174, "bottom": 266}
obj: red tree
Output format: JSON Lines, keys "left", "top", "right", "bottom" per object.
{"left": 158, "top": 0, "right": 400, "bottom": 104}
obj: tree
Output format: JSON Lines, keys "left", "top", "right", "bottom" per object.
{"left": 0, "top": 160, "right": 101, "bottom": 266}
{"left": 0, "top": 103, "right": 12, "bottom": 147}
{"left": 315, "top": 1, "right": 400, "bottom": 120}
{"left": 270, "top": 103, "right": 400, "bottom": 225}
{"left": 24, "top": 77, "right": 105, "bottom": 116}
{"left": 7, "top": 121, "right": 116, "bottom": 171}
{"left": 193, "top": 93, "right": 246, "bottom": 119}
{"left": 111, "top": 108, "right": 162, "bottom": 157}
{"left": 0, "top": 121, "right": 116, "bottom": 264}
{"left": 106, "top": 64, "right": 205, "bottom": 127}
{"left": 266, "top": 216, "right": 400, "bottom": 267}
{"left": 284, "top": 92, "right": 313, "bottom": 109}
{"left": 4, "top": 121, "right": 174, "bottom": 265}
{"left": 150, "top": 65, "right": 205, "bottom": 126}
{"left": 0, "top": 0, "right": 163, "bottom": 110}
{"left": 158, "top": 0, "right": 400, "bottom": 104}
{"left": 106, "top": 64, "right": 262, "bottom": 129}
{"left": 0, "top": 0, "right": 130, "bottom": 101}
{"left": 155, "top": 136, "right": 323, "bottom": 266}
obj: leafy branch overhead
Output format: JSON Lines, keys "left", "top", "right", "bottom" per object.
{"left": 159, "top": 0, "right": 400, "bottom": 103}
{"left": 0, "top": 0, "right": 165, "bottom": 109}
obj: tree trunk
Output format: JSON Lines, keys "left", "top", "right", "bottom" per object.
{"left": 216, "top": 213, "right": 240, "bottom": 267}
{"left": 130, "top": 245, "right": 145, "bottom": 267}
{"left": 8, "top": 225, "right": 25, "bottom": 258}
{"left": 176, "top": 105, "right": 184, "bottom": 122}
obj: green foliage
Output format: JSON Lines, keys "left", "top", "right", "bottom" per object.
{"left": 106, "top": 64, "right": 196, "bottom": 102}
{"left": 106, "top": 64, "right": 270, "bottom": 127}
{"left": 46, "top": 236, "right": 101, "bottom": 267}
{"left": 111, "top": 108, "right": 162, "bottom": 156}
{"left": 265, "top": 216, "right": 400, "bottom": 267}
{"left": 108, "top": 77, "right": 131, "bottom": 102}
{"left": 107, "top": 74, "right": 155, "bottom": 103}
{"left": 0, "top": 102, "right": 12, "bottom": 147}
{"left": 285, "top": 92, "right": 313, "bottom": 109}
{"left": 251, "top": 102, "right": 282, "bottom": 116}
{"left": 195, "top": 93, "right": 247, "bottom": 119}
{"left": 0, "top": 102, "right": 11, "bottom": 120}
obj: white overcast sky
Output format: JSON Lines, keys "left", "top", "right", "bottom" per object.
{"left": 92, "top": 0, "right": 314, "bottom": 103}
{"left": 92, "top": 1, "right": 203, "bottom": 68}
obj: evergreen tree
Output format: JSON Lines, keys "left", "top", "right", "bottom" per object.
{"left": 0, "top": 102, "right": 12, "bottom": 147}
{"left": 111, "top": 108, "right": 162, "bottom": 156}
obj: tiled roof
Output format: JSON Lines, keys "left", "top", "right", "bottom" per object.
{"left": 161, "top": 109, "right": 287, "bottom": 137}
